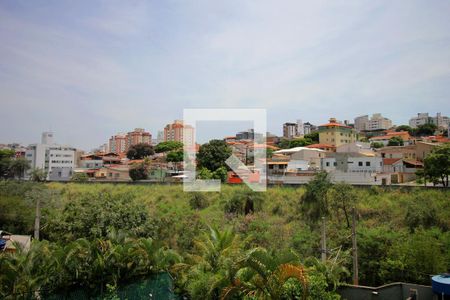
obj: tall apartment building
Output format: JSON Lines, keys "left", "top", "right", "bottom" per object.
{"left": 164, "top": 120, "right": 195, "bottom": 147}
{"left": 126, "top": 128, "right": 151, "bottom": 149}
{"left": 354, "top": 114, "right": 392, "bottom": 132}
{"left": 303, "top": 122, "right": 317, "bottom": 135}
{"left": 318, "top": 118, "right": 357, "bottom": 147}
{"left": 25, "top": 132, "right": 76, "bottom": 181}
{"left": 297, "top": 119, "right": 304, "bottom": 136}
{"left": 109, "top": 133, "right": 127, "bottom": 155}
{"left": 283, "top": 122, "right": 298, "bottom": 139}
{"left": 409, "top": 112, "right": 449, "bottom": 129}
{"left": 354, "top": 115, "right": 369, "bottom": 132}
{"left": 108, "top": 128, "right": 152, "bottom": 155}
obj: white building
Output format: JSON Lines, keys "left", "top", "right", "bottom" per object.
{"left": 25, "top": 132, "right": 76, "bottom": 181}
{"left": 297, "top": 119, "right": 304, "bottom": 136}
{"left": 409, "top": 112, "right": 449, "bottom": 129}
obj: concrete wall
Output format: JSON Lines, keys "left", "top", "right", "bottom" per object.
{"left": 339, "top": 283, "right": 434, "bottom": 300}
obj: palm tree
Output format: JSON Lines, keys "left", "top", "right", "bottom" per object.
{"left": 184, "top": 227, "right": 242, "bottom": 299}
{"left": 221, "top": 248, "right": 308, "bottom": 300}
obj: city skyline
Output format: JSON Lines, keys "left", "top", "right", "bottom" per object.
{"left": 1, "top": 1, "right": 450, "bottom": 149}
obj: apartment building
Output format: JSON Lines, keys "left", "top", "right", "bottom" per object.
{"left": 409, "top": 112, "right": 449, "bottom": 129}
{"left": 164, "top": 120, "right": 195, "bottom": 147}
{"left": 354, "top": 114, "right": 392, "bottom": 132}
{"left": 127, "top": 128, "right": 151, "bottom": 148}
{"left": 109, "top": 133, "right": 127, "bottom": 155}
{"left": 283, "top": 122, "right": 298, "bottom": 139}
{"left": 318, "top": 118, "right": 357, "bottom": 147}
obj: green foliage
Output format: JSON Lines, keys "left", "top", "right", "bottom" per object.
{"left": 395, "top": 125, "right": 413, "bottom": 134}
{"left": 71, "top": 172, "right": 89, "bottom": 182}
{"left": 405, "top": 194, "right": 439, "bottom": 232}
{"left": 197, "top": 140, "right": 232, "bottom": 171}
{"left": 423, "top": 143, "right": 450, "bottom": 186}
{"left": 166, "top": 150, "right": 184, "bottom": 162}
{"left": 189, "top": 192, "right": 210, "bottom": 210}
{"left": 387, "top": 136, "right": 404, "bottom": 146}
{"left": 0, "top": 235, "right": 180, "bottom": 298}
{"left": 278, "top": 138, "right": 314, "bottom": 149}
{"left": 126, "top": 143, "right": 154, "bottom": 160}
{"left": 328, "top": 183, "right": 357, "bottom": 228}
{"left": 304, "top": 132, "right": 319, "bottom": 143}
{"left": 154, "top": 141, "right": 183, "bottom": 153}
{"left": 0, "top": 181, "right": 449, "bottom": 298}
{"left": 30, "top": 167, "right": 47, "bottom": 182}
{"left": 129, "top": 163, "right": 149, "bottom": 181}
{"left": 222, "top": 247, "right": 309, "bottom": 300}
{"left": 0, "top": 149, "right": 15, "bottom": 179}
{"left": 197, "top": 167, "right": 213, "bottom": 179}
{"left": 301, "top": 172, "right": 332, "bottom": 224}
{"left": 224, "top": 189, "right": 265, "bottom": 215}
{"left": 43, "top": 189, "right": 153, "bottom": 242}
{"left": 370, "top": 142, "right": 384, "bottom": 149}
{"left": 415, "top": 123, "right": 437, "bottom": 136}
{"left": 212, "top": 166, "right": 228, "bottom": 183}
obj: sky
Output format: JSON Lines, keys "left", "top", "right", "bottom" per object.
{"left": 0, "top": 0, "right": 449, "bottom": 150}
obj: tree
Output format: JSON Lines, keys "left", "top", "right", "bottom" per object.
{"left": 328, "top": 183, "right": 357, "bottom": 228}
{"left": 370, "top": 142, "right": 384, "bottom": 149}
{"left": 423, "top": 143, "right": 450, "bottom": 187}
{"left": 387, "top": 136, "right": 404, "bottom": 146}
{"left": 30, "top": 168, "right": 47, "bottom": 182}
{"left": 129, "top": 163, "right": 148, "bottom": 181}
{"left": 395, "top": 125, "right": 413, "bottom": 134}
{"left": 0, "top": 149, "right": 15, "bottom": 178}
{"left": 126, "top": 143, "right": 154, "bottom": 160}
{"left": 290, "top": 138, "right": 313, "bottom": 148}
{"left": 197, "top": 140, "right": 232, "bottom": 172}
{"left": 304, "top": 132, "right": 319, "bottom": 143}
{"left": 154, "top": 141, "right": 183, "bottom": 153}
{"left": 221, "top": 247, "right": 308, "bottom": 300}
{"left": 184, "top": 227, "right": 242, "bottom": 299}
{"left": 301, "top": 172, "right": 333, "bottom": 224}
{"left": 415, "top": 123, "right": 437, "bottom": 136}
{"left": 166, "top": 150, "right": 184, "bottom": 163}
{"left": 9, "top": 158, "right": 30, "bottom": 180}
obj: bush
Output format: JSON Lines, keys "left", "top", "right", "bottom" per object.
{"left": 189, "top": 192, "right": 209, "bottom": 210}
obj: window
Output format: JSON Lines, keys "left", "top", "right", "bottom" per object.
{"left": 366, "top": 161, "right": 371, "bottom": 166}
{"left": 333, "top": 162, "right": 337, "bottom": 166}
{"left": 358, "top": 162, "right": 363, "bottom": 166}
{"left": 326, "top": 162, "right": 330, "bottom": 167}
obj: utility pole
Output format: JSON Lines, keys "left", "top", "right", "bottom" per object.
{"left": 352, "top": 207, "right": 358, "bottom": 285}
{"left": 321, "top": 217, "right": 327, "bottom": 262}
{"left": 34, "top": 197, "right": 41, "bottom": 240}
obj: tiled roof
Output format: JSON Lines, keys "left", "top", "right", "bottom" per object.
{"left": 383, "top": 158, "right": 402, "bottom": 165}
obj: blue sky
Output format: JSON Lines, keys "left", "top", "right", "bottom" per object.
{"left": 0, "top": 0, "right": 449, "bottom": 150}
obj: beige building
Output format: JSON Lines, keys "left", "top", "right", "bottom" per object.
{"left": 164, "top": 120, "right": 195, "bottom": 147}
{"left": 354, "top": 114, "right": 392, "bottom": 132}
{"left": 318, "top": 118, "right": 357, "bottom": 147}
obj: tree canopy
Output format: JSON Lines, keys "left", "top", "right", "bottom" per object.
{"left": 126, "top": 143, "right": 154, "bottom": 160}
{"left": 423, "top": 143, "right": 450, "bottom": 186}
{"left": 154, "top": 141, "right": 183, "bottom": 153}
{"left": 387, "top": 136, "right": 404, "bottom": 146}
{"left": 197, "top": 139, "right": 232, "bottom": 172}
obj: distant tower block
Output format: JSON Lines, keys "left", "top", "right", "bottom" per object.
{"left": 41, "top": 132, "right": 54, "bottom": 145}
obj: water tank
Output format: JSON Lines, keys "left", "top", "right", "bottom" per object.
{"left": 432, "top": 274, "right": 450, "bottom": 299}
